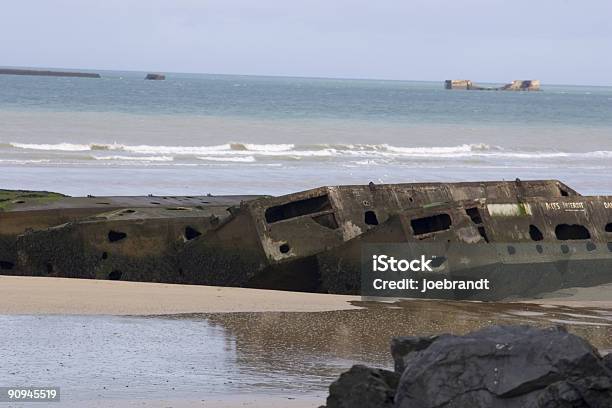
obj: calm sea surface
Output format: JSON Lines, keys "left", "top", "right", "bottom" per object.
{"left": 1, "top": 70, "right": 611, "bottom": 196}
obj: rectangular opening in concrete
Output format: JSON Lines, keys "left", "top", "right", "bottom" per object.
{"left": 555, "top": 224, "right": 590, "bottom": 240}
{"left": 411, "top": 213, "right": 452, "bottom": 235}
{"left": 265, "top": 195, "right": 332, "bottom": 223}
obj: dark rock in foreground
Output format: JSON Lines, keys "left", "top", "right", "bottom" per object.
{"left": 323, "top": 325, "right": 612, "bottom": 408}
{"left": 325, "top": 365, "right": 399, "bottom": 408}
{"left": 395, "top": 325, "right": 612, "bottom": 407}
{"left": 603, "top": 354, "right": 612, "bottom": 372}
{"left": 390, "top": 334, "right": 438, "bottom": 374}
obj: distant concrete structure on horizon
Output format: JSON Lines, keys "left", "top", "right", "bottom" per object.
{"left": 145, "top": 73, "right": 166, "bottom": 80}
{"left": 445, "top": 79, "right": 540, "bottom": 91}
{"left": 0, "top": 68, "right": 100, "bottom": 79}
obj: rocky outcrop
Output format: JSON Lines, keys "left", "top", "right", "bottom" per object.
{"left": 322, "top": 325, "right": 612, "bottom": 408}
{"left": 390, "top": 335, "right": 438, "bottom": 374}
{"left": 324, "top": 365, "right": 399, "bottom": 408}
{"left": 604, "top": 354, "right": 612, "bottom": 372}
{"left": 394, "top": 325, "right": 612, "bottom": 407}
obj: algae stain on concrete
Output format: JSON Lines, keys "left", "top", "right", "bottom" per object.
{"left": 0, "top": 189, "right": 66, "bottom": 211}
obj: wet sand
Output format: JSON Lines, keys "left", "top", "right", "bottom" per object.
{"left": 54, "top": 396, "right": 320, "bottom": 408}
{"left": 2, "top": 275, "right": 612, "bottom": 408}
{"left": 519, "top": 282, "right": 612, "bottom": 308}
{"left": 0, "top": 275, "right": 360, "bottom": 314}
{"left": 4, "top": 302, "right": 612, "bottom": 408}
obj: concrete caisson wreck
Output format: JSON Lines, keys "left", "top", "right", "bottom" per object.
{"left": 1, "top": 180, "right": 610, "bottom": 300}
{"left": 0, "top": 68, "right": 101, "bottom": 78}
{"left": 145, "top": 73, "right": 166, "bottom": 80}
{"left": 0, "top": 191, "right": 262, "bottom": 281}
{"left": 445, "top": 79, "right": 541, "bottom": 91}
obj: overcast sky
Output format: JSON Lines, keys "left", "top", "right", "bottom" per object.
{"left": 1, "top": 0, "right": 610, "bottom": 85}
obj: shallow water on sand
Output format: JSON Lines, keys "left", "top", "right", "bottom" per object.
{"left": 2, "top": 300, "right": 612, "bottom": 404}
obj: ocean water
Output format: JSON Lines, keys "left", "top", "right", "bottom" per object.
{"left": 1, "top": 70, "right": 611, "bottom": 196}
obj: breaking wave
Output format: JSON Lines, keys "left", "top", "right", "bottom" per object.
{"left": 197, "top": 156, "right": 256, "bottom": 163}
{"left": 6, "top": 141, "right": 612, "bottom": 164}
{"left": 94, "top": 155, "right": 174, "bottom": 162}
{"left": 11, "top": 142, "right": 101, "bottom": 152}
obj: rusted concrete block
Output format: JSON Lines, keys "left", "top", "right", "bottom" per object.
{"left": 317, "top": 195, "right": 612, "bottom": 299}
{"left": 13, "top": 206, "right": 232, "bottom": 282}
{"left": 179, "top": 180, "right": 578, "bottom": 291}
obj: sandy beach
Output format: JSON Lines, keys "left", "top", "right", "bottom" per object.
{"left": 2, "top": 275, "right": 611, "bottom": 316}
{"left": 0, "top": 275, "right": 360, "bottom": 315}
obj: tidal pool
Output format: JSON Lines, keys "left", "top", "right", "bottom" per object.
{"left": 2, "top": 299, "right": 612, "bottom": 406}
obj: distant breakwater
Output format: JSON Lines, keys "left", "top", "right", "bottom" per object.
{"left": 0, "top": 68, "right": 100, "bottom": 78}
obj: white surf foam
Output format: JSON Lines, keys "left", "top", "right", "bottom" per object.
{"left": 94, "top": 155, "right": 174, "bottom": 162}
{"left": 11, "top": 142, "right": 94, "bottom": 152}
{"left": 7, "top": 141, "right": 612, "bottom": 163}
{"left": 197, "top": 156, "right": 256, "bottom": 163}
